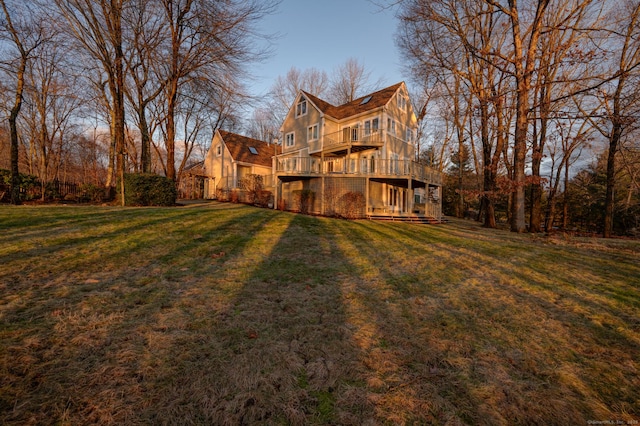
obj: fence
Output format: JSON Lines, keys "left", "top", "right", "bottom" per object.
{"left": 0, "top": 178, "right": 110, "bottom": 203}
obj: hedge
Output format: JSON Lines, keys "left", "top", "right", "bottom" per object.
{"left": 124, "top": 173, "right": 176, "bottom": 206}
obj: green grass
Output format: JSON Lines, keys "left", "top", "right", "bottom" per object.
{"left": 0, "top": 202, "right": 639, "bottom": 425}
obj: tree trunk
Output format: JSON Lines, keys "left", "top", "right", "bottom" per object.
{"left": 9, "top": 106, "right": 22, "bottom": 205}
{"left": 138, "top": 101, "right": 151, "bottom": 173}
{"left": 603, "top": 126, "right": 621, "bottom": 237}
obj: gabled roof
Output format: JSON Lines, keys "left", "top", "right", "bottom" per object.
{"left": 302, "top": 82, "right": 404, "bottom": 120}
{"left": 218, "top": 130, "right": 274, "bottom": 167}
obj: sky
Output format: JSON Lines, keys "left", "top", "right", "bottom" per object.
{"left": 250, "top": 0, "right": 406, "bottom": 99}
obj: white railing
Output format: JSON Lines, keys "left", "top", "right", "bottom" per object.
{"left": 323, "top": 128, "right": 384, "bottom": 149}
{"left": 275, "top": 157, "right": 442, "bottom": 185}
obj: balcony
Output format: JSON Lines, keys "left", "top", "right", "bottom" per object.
{"left": 275, "top": 157, "right": 443, "bottom": 186}
{"left": 312, "top": 128, "right": 384, "bottom": 157}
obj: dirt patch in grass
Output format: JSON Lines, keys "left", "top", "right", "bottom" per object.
{"left": 0, "top": 206, "right": 638, "bottom": 424}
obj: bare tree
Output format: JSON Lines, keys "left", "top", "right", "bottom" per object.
{"left": 246, "top": 107, "right": 279, "bottom": 143}
{"left": 21, "top": 39, "right": 82, "bottom": 200}
{"left": 158, "top": 0, "right": 278, "bottom": 181}
{"left": 0, "top": 0, "right": 47, "bottom": 204}
{"left": 327, "top": 58, "right": 384, "bottom": 105}
{"left": 51, "top": 0, "right": 127, "bottom": 205}
{"left": 123, "top": 0, "right": 165, "bottom": 174}
{"left": 268, "top": 66, "right": 329, "bottom": 122}
{"left": 596, "top": 0, "right": 640, "bottom": 237}
{"left": 396, "top": 0, "right": 510, "bottom": 226}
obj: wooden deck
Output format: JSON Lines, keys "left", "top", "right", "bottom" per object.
{"left": 366, "top": 214, "right": 445, "bottom": 224}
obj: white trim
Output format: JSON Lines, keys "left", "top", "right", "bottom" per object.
{"left": 285, "top": 132, "right": 295, "bottom": 148}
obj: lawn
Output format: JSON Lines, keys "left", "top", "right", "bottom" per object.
{"left": 0, "top": 202, "right": 638, "bottom": 425}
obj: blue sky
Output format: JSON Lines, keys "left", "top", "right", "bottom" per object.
{"left": 251, "top": 0, "right": 405, "bottom": 98}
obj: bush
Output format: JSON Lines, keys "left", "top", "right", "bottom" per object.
{"left": 338, "top": 191, "right": 365, "bottom": 219}
{"left": 239, "top": 174, "right": 264, "bottom": 204}
{"left": 0, "top": 168, "right": 40, "bottom": 201}
{"left": 255, "top": 190, "right": 273, "bottom": 208}
{"left": 216, "top": 188, "right": 229, "bottom": 201}
{"left": 292, "top": 189, "right": 315, "bottom": 214}
{"left": 79, "top": 183, "right": 108, "bottom": 203}
{"left": 124, "top": 173, "right": 176, "bottom": 206}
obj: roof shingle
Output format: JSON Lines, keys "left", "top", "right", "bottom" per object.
{"left": 218, "top": 130, "right": 275, "bottom": 168}
{"left": 302, "top": 82, "right": 403, "bottom": 120}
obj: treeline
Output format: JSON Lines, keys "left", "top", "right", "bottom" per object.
{"left": 0, "top": 0, "right": 278, "bottom": 204}
{"left": 394, "top": 0, "right": 640, "bottom": 237}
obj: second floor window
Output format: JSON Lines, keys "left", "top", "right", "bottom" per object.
{"left": 285, "top": 132, "right": 295, "bottom": 147}
{"left": 296, "top": 99, "right": 307, "bottom": 117}
{"left": 364, "top": 118, "right": 379, "bottom": 136}
{"left": 216, "top": 144, "right": 222, "bottom": 156}
{"left": 307, "top": 124, "right": 318, "bottom": 141}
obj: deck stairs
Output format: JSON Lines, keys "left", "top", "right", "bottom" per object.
{"left": 366, "top": 215, "right": 445, "bottom": 224}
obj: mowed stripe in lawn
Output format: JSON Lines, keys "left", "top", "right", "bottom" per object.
{"left": 0, "top": 203, "right": 638, "bottom": 425}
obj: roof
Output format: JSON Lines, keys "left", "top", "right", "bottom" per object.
{"left": 302, "top": 82, "right": 404, "bottom": 120}
{"left": 218, "top": 130, "right": 274, "bottom": 168}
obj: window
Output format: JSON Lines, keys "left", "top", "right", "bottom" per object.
{"left": 406, "top": 128, "right": 413, "bottom": 143}
{"left": 364, "top": 117, "right": 379, "bottom": 135}
{"left": 216, "top": 144, "right": 222, "bottom": 156}
{"left": 398, "top": 94, "right": 407, "bottom": 111}
{"left": 307, "top": 124, "right": 318, "bottom": 141}
{"left": 285, "top": 132, "right": 295, "bottom": 147}
{"left": 249, "top": 146, "right": 258, "bottom": 155}
{"left": 296, "top": 98, "right": 307, "bottom": 117}
{"left": 360, "top": 95, "right": 372, "bottom": 105}
{"left": 387, "top": 118, "right": 396, "bottom": 135}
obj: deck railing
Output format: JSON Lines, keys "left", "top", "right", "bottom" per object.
{"left": 323, "top": 128, "right": 384, "bottom": 149}
{"left": 275, "top": 157, "right": 442, "bottom": 185}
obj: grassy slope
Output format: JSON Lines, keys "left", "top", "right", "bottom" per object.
{"left": 0, "top": 203, "right": 638, "bottom": 425}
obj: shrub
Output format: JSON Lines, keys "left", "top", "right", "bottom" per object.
{"left": 338, "top": 191, "right": 365, "bottom": 219}
{"left": 0, "top": 169, "right": 40, "bottom": 201}
{"left": 216, "top": 188, "right": 229, "bottom": 201}
{"left": 124, "top": 173, "right": 176, "bottom": 206}
{"left": 239, "top": 174, "right": 264, "bottom": 204}
{"left": 255, "top": 190, "right": 273, "bottom": 208}
{"left": 79, "top": 183, "right": 107, "bottom": 203}
{"left": 293, "top": 189, "right": 315, "bottom": 214}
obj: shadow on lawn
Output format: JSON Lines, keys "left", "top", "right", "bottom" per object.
{"left": 130, "top": 213, "right": 375, "bottom": 425}
{"left": 2, "top": 208, "right": 638, "bottom": 424}
{"left": 349, "top": 220, "right": 640, "bottom": 423}
{"left": 0, "top": 204, "right": 286, "bottom": 425}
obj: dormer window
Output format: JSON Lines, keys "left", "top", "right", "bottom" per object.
{"left": 296, "top": 98, "right": 307, "bottom": 117}
{"left": 216, "top": 144, "right": 222, "bottom": 156}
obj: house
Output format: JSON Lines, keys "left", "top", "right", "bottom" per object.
{"left": 274, "top": 82, "right": 443, "bottom": 220}
{"left": 203, "top": 130, "right": 277, "bottom": 200}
